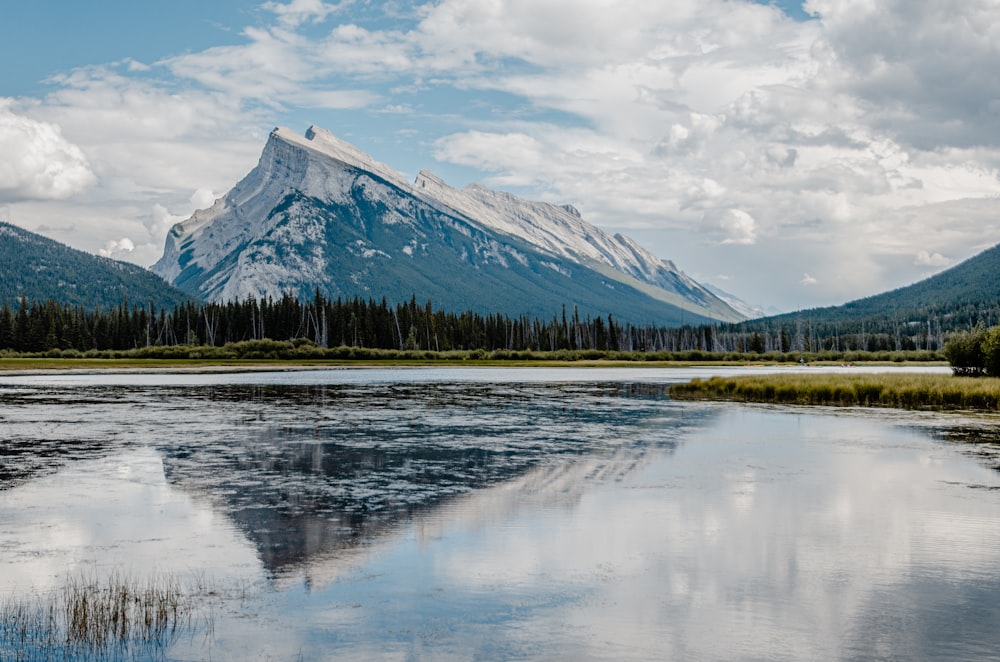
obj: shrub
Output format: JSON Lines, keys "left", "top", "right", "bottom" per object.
{"left": 982, "top": 326, "right": 1000, "bottom": 377}
{"left": 944, "top": 327, "right": 987, "bottom": 376}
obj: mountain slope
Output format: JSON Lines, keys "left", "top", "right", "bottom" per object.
{"left": 411, "top": 170, "right": 733, "bottom": 318}
{"left": 0, "top": 223, "right": 194, "bottom": 310}
{"left": 704, "top": 283, "right": 768, "bottom": 320}
{"left": 744, "top": 242, "right": 1000, "bottom": 333}
{"left": 153, "top": 126, "right": 742, "bottom": 325}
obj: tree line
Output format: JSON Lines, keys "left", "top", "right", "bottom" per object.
{"left": 0, "top": 292, "right": 957, "bottom": 358}
{"left": 0, "top": 293, "right": 649, "bottom": 354}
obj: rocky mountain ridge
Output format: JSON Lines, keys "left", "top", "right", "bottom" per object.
{"left": 153, "top": 126, "right": 743, "bottom": 325}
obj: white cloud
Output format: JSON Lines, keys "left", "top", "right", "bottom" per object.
{"left": 0, "top": 102, "right": 95, "bottom": 202}
{"left": 377, "top": 104, "right": 413, "bottom": 115}
{"left": 804, "top": 0, "right": 1000, "bottom": 150}
{"left": 262, "top": 0, "right": 345, "bottom": 28}
{"left": 801, "top": 273, "right": 818, "bottom": 286}
{"left": 702, "top": 209, "right": 757, "bottom": 245}
{"left": 8, "top": 1, "right": 1000, "bottom": 310}
{"left": 914, "top": 250, "right": 951, "bottom": 268}
{"left": 148, "top": 204, "right": 186, "bottom": 238}
{"left": 1, "top": 67, "right": 267, "bottom": 268}
{"left": 190, "top": 188, "right": 217, "bottom": 211}
{"left": 403, "top": 1, "right": 1000, "bottom": 307}
{"left": 434, "top": 131, "right": 555, "bottom": 186}
{"left": 99, "top": 237, "right": 135, "bottom": 258}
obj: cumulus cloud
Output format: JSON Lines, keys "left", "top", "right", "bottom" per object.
{"left": 148, "top": 204, "right": 187, "bottom": 238}
{"left": 14, "top": 65, "right": 266, "bottom": 254}
{"left": 0, "top": 102, "right": 95, "bottom": 202}
{"left": 99, "top": 237, "right": 135, "bottom": 258}
{"left": 10, "top": 0, "right": 1000, "bottom": 309}
{"left": 702, "top": 209, "right": 758, "bottom": 245}
{"left": 914, "top": 250, "right": 951, "bottom": 267}
{"left": 804, "top": 0, "right": 1000, "bottom": 150}
{"left": 801, "top": 273, "right": 818, "bottom": 286}
{"left": 190, "top": 188, "right": 217, "bottom": 211}
{"left": 402, "top": 1, "right": 1000, "bottom": 306}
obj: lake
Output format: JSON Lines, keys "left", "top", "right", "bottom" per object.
{"left": 1, "top": 366, "right": 999, "bottom": 660}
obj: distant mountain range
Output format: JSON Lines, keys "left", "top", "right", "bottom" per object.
{"left": 0, "top": 222, "right": 191, "bottom": 310}
{"left": 152, "top": 126, "right": 743, "bottom": 326}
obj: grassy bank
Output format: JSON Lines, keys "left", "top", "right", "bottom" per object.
{"left": 669, "top": 373, "right": 1000, "bottom": 411}
{"left": 0, "top": 357, "right": 948, "bottom": 373}
{"left": 0, "top": 357, "right": 775, "bottom": 371}
{"left": 0, "top": 339, "right": 944, "bottom": 370}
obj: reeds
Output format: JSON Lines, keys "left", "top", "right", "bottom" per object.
{"left": 669, "top": 373, "right": 1000, "bottom": 411}
{"left": 1, "top": 571, "right": 210, "bottom": 661}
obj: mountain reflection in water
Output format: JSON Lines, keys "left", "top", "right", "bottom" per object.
{"left": 159, "top": 382, "right": 699, "bottom": 577}
{"left": 3, "top": 369, "right": 1000, "bottom": 659}
{"left": 0, "top": 378, "right": 707, "bottom": 585}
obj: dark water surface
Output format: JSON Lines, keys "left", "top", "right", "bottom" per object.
{"left": 1, "top": 367, "right": 998, "bottom": 660}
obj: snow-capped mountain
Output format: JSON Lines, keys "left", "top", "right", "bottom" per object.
{"left": 153, "top": 126, "right": 743, "bottom": 325}
{"left": 704, "top": 283, "right": 768, "bottom": 320}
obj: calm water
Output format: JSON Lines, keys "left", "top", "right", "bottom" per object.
{"left": 1, "top": 366, "right": 998, "bottom": 660}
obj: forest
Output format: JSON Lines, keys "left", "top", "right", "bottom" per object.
{"left": 0, "top": 291, "right": 955, "bottom": 360}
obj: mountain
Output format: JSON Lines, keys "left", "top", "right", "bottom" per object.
{"left": 703, "top": 283, "right": 771, "bottom": 320}
{"left": 153, "top": 126, "right": 743, "bottom": 326}
{"left": 845, "top": 245, "right": 1000, "bottom": 324}
{"left": 732, "top": 242, "right": 1000, "bottom": 352}
{"left": 0, "top": 222, "right": 194, "bottom": 310}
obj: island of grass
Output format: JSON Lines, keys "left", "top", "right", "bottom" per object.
{"left": 669, "top": 372, "right": 1000, "bottom": 411}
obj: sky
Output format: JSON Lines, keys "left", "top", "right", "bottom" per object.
{"left": 2, "top": 0, "right": 999, "bottom": 313}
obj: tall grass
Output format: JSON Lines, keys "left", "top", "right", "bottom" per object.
{"left": 0, "top": 572, "right": 211, "bottom": 661}
{"left": 1, "top": 340, "right": 944, "bottom": 364}
{"left": 669, "top": 373, "right": 1000, "bottom": 411}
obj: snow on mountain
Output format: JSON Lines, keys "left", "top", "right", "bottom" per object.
{"left": 703, "top": 284, "right": 768, "bottom": 320}
{"left": 153, "top": 126, "right": 744, "bottom": 324}
{"left": 411, "top": 171, "right": 725, "bottom": 312}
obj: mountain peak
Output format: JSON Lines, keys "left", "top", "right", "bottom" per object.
{"left": 153, "top": 126, "right": 742, "bottom": 324}
{"left": 270, "top": 126, "right": 406, "bottom": 189}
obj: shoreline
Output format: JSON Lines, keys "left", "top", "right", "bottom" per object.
{"left": 0, "top": 357, "right": 950, "bottom": 376}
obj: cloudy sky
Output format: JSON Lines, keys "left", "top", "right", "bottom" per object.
{"left": 2, "top": 0, "right": 999, "bottom": 312}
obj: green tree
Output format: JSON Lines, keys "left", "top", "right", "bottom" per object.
{"left": 944, "top": 327, "right": 987, "bottom": 376}
{"left": 980, "top": 326, "right": 1000, "bottom": 377}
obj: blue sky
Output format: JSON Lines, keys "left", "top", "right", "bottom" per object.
{"left": 3, "top": 0, "right": 999, "bottom": 312}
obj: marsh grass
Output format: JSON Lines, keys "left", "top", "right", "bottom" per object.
{"left": 669, "top": 373, "right": 1000, "bottom": 411}
{"left": 0, "top": 343, "right": 943, "bottom": 369}
{"left": 0, "top": 572, "right": 213, "bottom": 661}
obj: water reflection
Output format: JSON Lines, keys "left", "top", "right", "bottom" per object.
{"left": 924, "top": 423, "right": 1000, "bottom": 474}
{"left": 158, "top": 382, "right": 692, "bottom": 578}
{"left": 1, "top": 370, "right": 1000, "bottom": 660}
{"left": 0, "top": 377, "right": 700, "bottom": 588}
{"left": 0, "top": 447, "right": 261, "bottom": 595}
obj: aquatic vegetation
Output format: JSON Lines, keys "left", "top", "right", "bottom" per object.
{"left": 670, "top": 372, "right": 1000, "bottom": 411}
{"left": 0, "top": 572, "right": 212, "bottom": 661}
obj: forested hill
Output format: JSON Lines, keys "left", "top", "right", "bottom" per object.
{"left": 0, "top": 223, "right": 194, "bottom": 310}
{"left": 745, "top": 242, "right": 1000, "bottom": 334}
